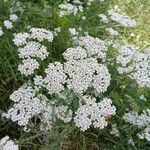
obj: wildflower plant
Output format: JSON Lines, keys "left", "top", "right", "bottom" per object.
{"left": 0, "top": 0, "right": 150, "bottom": 149}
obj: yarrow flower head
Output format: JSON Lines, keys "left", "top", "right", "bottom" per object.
{"left": 4, "top": 20, "right": 13, "bottom": 29}
{"left": 3, "top": 83, "right": 53, "bottom": 131}
{"left": 44, "top": 62, "right": 66, "bottom": 94}
{"left": 18, "top": 58, "right": 39, "bottom": 76}
{"left": 108, "top": 9, "right": 137, "bottom": 27}
{"left": 13, "top": 28, "right": 55, "bottom": 76}
{"left": 0, "top": 136, "right": 18, "bottom": 150}
{"left": 123, "top": 109, "right": 150, "bottom": 142}
{"left": 9, "top": 14, "right": 18, "bottom": 22}
{"left": 116, "top": 44, "right": 150, "bottom": 88}
{"left": 30, "top": 28, "right": 54, "bottom": 42}
{"left": 74, "top": 97, "right": 116, "bottom": 131}
{"left": 18, "top": 41, "right": 49, "bottom": 60}
{"left": 77, "top": 35, "right": 107, "bottom": 60}
{"left": 59, "top": 2, "right": 83, "bottom": 17}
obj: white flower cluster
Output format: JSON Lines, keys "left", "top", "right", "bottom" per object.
{"left": 74, "top": 97, "right": 116, "bottom": 131}
{"left": 2, "top": 83, "right": 53, "bottom": 131}
{"left": 44, "top": 62, "right": 66, "bottom": 94}
{"left": 108, "top": 9, "right": 136, "bottom": 27}
{"left": 123, "top": 109, "right": 150, "bottom": 128}
{"left": 4, "top": 14, "right": 18, "bottom": 29}
{"left": 0, "top": 13, "right": 18, "bottom": 37}
{"left": 13, "top": 28, "right": 54, "bottom": 76}
{"left": 0, "top": 136, "right": 18, "bottom": 150}
{"left": 64, "top": 49, "right": 110, "bottom": 94}
{"left": 30, "top": 28, "right": 54, "bottom": 42}
{"left": 77, "top": 35, "right": 107, "bottom": 60}
{"left": 43, "top": 58, "right": 110, "bottom": 95}
{"left": 123, "top": 109, "right": 150, "bottom": 141}
{"left": 59, "top": 1, "right": 83, "bottom": 17}
{"left": 116, "top": 45, "right": 150, "bottom": 88}
{"left": 6, "top": 30, "right": 115, "bottom": 132}
{"left": 18, "top": 41, "right": 48, "bottom": 60}
{"left": 63, "top": 46, "right": 87, "bottom": 61}
{"left": 42, "top": 36, "right": 110, "bottom": 95}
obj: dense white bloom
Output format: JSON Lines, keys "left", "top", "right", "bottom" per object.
{"left": 64, "top": 56, "right": 110, "bottom": 94}
{"left": 0, "top": 27, "right": 4, "bottom": 36}
{"left": 116, "top": 45, "right": 150, "bottom": 88}
{"left": 63, "top": 47, "right": 87, "bottom": 61}
{"left": 123, "top": 109, "right": 150, "bottom": 128}
{"left": 4, "top": 20, "right": 13, "bottom": 29}
{"left": 9, "top": 83, "right": 36, "bottom": 103}
{"left": 55, "top": 105, "right": 73, "bottom": 123}
{"left": 13, "top": 32, "right": 30, "bottom": 46}
{"left": 106, "top": 27, "right": 119, "bottom": 36}
{"left": 18, "top": 58, "right": 39, "bottom": 76}
{"left": 44, "top": 62, "right": 66, "bottom": 94}
{"left": 110, "top": 124, "right": 120, "bottom": 137}
{"left": 13, "top": 28, "right": 54, "bottom": 76}
{"left": 78, "top": 35, "right": 107, "bottom": 60}
{"left": 0, "top": 136, "right": 18, "bottom": 150}
{"left": 98, "top": 14, "right": 109, "bottom": 23}
{"left": 98, "top": 98, "right": 116, "bottom": 116}
{"left": 92, "top": 64, "right": 111, "bottom": 93}
{"left": 59, "top": 2, "right": 83, "bottom": 17}
{"left": 74, "top": 97, "right": 116, "bottom": 131}
{"left": 3, "top": 84, "right": 53, "bottom": 131}
{"left": 18, "top": 41, "right": 49, "bottom": 60}
{"left": 108, "top": 9, "right": 136, "bottom": 27}
{"left": 116, "top": 45, "right": 136, "bottom": 67}
{"left": 64, "top": 58, "right": 93, "bottom": 94}
{"left": 9, "top": 14, "right": 18, "bottom": 22}
{"left": 30, "top": 28, "right": 54, "bottom": 42}
{"left": 3, "top": 84, "right": 39, "bottom": 126}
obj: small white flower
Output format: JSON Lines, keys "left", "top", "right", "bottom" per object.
{"left": 13, "top": 32, "right": 30, "bottom": 46}
{"left": 9, "top": 14, "right": 18, "bottom": 22}
{"left": 18, "top": 58, "right": 39, "bottom": 76}
{"left": 108, "top": 9, "right": 136, "bottom": 27}
{"left": 4, "top": 20, "right": 13, "bottom": 29}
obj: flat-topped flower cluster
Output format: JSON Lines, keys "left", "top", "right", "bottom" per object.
{"left": 116, "top": 44, "right": 150, "bottom": 88}
{"left": 13, "top": 28, "right": 58, "bottom": 76}
{"left": 3, "top": 33, "right": 116, "bottom": 132}
{"left": 0, "top": 136, "right": 18, "bottom": 150}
